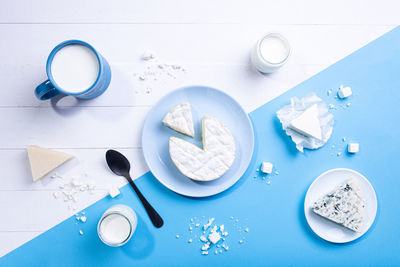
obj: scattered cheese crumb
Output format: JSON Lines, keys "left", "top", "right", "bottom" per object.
{"left": 200, "top": 236, "right": 208, "bottom": 242}
{"left": 188, "top": 239, "right": 192, "bottom": 243}
{"left": 176, "top": 235, "right": 180, "bottom": 239}
{"left": 203, "top": 218, "right": 215, "bottom": 230}
{"left": 142, "top": 51, "right": 155, "bottom": 61}
{"left": 239, "top": 240, "right": 244, "bottom": 244}
{"left": 202, "top": 251, "right": 208, "bottom": 255}
{"left": 80, "top": 216, "right": 87, "bottom": 223}
{"left": 244, "top": 227, "right": 249, "bottom": 233}
{"left": 342, "top": 137, "right": 346, "bottom": 142}
{"left": 220, "top": 225, "right": 224, "bottom": 232}
{"left": 201, "top": 243, "right": 210, "bottom": 251}
{"left": 347, "top": 103, "right": 351, "bottom": 107}
{"left": 337, "top": 152, "right": 342, "bottom": 156}
{"left": 328, "top": 104, "right": 335, "bottom": 109}
{"left": 195, "top": 223, "right": 200, "bottom": 227}
{"left": 266, "top": 181, "right": 271, "bottom": 185}
{"left": 79, "top": 230, "right": 83, "bottom": 235}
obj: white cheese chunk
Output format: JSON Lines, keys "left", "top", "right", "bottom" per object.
{"left": 289, "top": 104, "right": 322, "bottom": 140}
{"left": 108, "top": 187, "right": 120, "bottom": 198}
{"left": 169, "top": 116, "right": 236, "bottom": 181}
{"left": 27, "top": 145, "right": 74, "bottom": 181}
{"left": 162, "top": 103, "right": 195, "bottom": 137}
{"left": 208, "top": 232, "right": 221, "bottom": 244}
{"left": 312, "top": 178, "right": 365, "bottom": 232}
{"left": 261, "top": 162, "right": 273, "bottom": 174}
{"left": 338, "top": 86, "right": 352, "bottom": 99}
{"left": 348, "top": 143, "right": 359, "bottom": 153}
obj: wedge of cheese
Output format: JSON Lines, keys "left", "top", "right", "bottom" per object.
{"left": 27, "top": 145, "right": 74, "bottom": 181}
{"left": 289, "top": 104, "right": 322, "bottom": 140}
{"left": 312, "top": 178, "right": 366, "bottom": 232}
{"left": 169, "top": 116, "right": 236, "bottom": 181}
{"left": 162, "top": 103, "right": 195, "bottom": 137}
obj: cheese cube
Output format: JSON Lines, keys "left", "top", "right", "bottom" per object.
{"left": 261, "top": 162, "right": 273, "bottom": 174}
{"left": 338, "top": 86, "right": 352, "bottom": 99}
{"left": 208, "top": 231, "right": 221, "bottom": 244}
{"left": 108, "top": 187, "right": 120, "bottom": 198}
{"left": 348, "top": 143, "right": 359, "bottom": 153}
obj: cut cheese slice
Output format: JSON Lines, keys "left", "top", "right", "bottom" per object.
{"left": 312, "top": 178, "right": 366, "bottom": 232}
{"left": 169, "top": 115, "right": 236, "bottom": 181}
{"left": 162, "top": 103, "right": 194, "bottom": 137}
{"left": 289, "top": 104, "right": 322, "bottom": 140}
{"left": 27, "top": 145, "right": 74, "bottom": 181}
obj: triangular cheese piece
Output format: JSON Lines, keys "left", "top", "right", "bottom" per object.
{"left": 312, "top": 178, "right": 366, "bottom": 232}
{"left": 169, "top": 116, "right": 236, "bottom": 181}
{"left": 289, "top": 104, "right": 322, "bottom": 140}
{"left": 27, "top": 145, "right": 74, "bottom": 181}
{"left": 162, "top": 103, "right": 195, "bottom": 137}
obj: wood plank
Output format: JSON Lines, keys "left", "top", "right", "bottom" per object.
{"left": 0, "top": 190, "right": 107, "bottom": 231}
{"left": 0, "top": 148, "right": 148, "bottom": 190}
{"left": 0, "top": 0, "right": 399, "bottom": 24}
{"left": 0, "top": 24, "right": 393, "bottom": 109}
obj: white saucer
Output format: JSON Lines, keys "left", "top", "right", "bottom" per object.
{"left": 304, "top": 168, "right": 377, "bottom": 243}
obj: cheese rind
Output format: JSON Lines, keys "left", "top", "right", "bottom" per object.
{"left": 169, "top": 116, "right": 236, "bottom": 181}
{"left": 27, "top": 145, "right": 74, "bottom": 181}
{"left": 162, "top": 103, "right": 195, "bottom": 137}
{"left": 289, "top": 104, "right": 322, "bottom": 140}
{"left": 312, "top": 178, "right": 365, "bottom": 232}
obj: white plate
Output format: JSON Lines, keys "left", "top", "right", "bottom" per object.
{"left": 304, "top": 168, "right": 377, "bottom": 243}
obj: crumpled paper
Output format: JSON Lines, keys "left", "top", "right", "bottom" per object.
{"left": 276, "top": 93, "right": 334, "bottom": 152}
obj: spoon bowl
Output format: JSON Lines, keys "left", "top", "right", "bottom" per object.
{"left": 106, "top": 150, "right": 131, "bottom": 176}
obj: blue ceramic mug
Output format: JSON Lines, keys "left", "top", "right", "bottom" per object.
{"left": 35, "top": 40, "right": 111, "bottom": 100}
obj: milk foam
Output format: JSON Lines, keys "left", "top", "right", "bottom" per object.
{"left": 51, "top": 44, "right": 99, "bottom": 93}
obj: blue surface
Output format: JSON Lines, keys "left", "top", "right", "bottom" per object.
{"left": 142, "top": 86, "right": 254, "bottom": 197}
{"left": 35, "top": 40, "right": 111, "bottom": 100}
{"left": 3, "top": 27, "right": 400, "bottom": 266}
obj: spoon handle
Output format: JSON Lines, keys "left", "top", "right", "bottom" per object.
{"left": 126, "top": 175, "right": 164, "bottom": 228}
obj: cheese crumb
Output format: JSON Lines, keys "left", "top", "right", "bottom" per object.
{"left": 79, "top": 230, "right": 83, "bottom": 235}
{"left": 80, "top": 216, "right": 87, "bottom": 223}
{"left": 220, "top": 225, "right": 224, "bottom": 232}
{"left": 201, "top": 243, "right": 210, "bottom": 251}
{"left": 203, "top": 218, "right": 215, "bottom": 230}
{"left": 188, "top": 239, "right": 192, "bottom": 243}
{"left": 176, "top": 235, "right": 180, "bottom": 239}
{"left": 244, "top": 227, "right": 249, "bottom": 233}
{"left": 202, "top": 251, "right": 208, "bottom": 255}
{"left": 261, "top": 162, "right": 273, "bottom": 174}
{"left": 200, "top": 236, "right": 208, "bottom": 242}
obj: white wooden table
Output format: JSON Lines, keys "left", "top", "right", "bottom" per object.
{"left": 0, "top": 0, "right": 397, "bottom": 257}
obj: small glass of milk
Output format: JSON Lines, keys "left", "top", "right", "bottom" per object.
{"left": 98, "top": 204, "right": 137, "bottom": 247}
{"left": 251, "top": 32, "right": 291, "bottom": 73}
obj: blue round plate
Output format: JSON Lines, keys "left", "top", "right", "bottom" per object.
{"left": 142, "top": 85, "right": 254, "bottom": 197}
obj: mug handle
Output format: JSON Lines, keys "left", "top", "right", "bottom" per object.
{"left": 35, "top": 80, "right": 60, "bottom": 100}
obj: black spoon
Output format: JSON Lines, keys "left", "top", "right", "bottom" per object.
{"left": 105, "top": 149, "right": 163, "bottom": 228}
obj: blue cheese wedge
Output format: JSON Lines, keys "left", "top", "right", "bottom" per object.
{"left": 312, "top": 178, "right": 365, "bottom": 232}
{"left": 162, "top": 103, "right": 195, "bottom": 137}
{"left": 169, "top": 116, "right": 236, "bottom": 181}
{"left": 289, "top": 104, "right": 322, "bottom": 140}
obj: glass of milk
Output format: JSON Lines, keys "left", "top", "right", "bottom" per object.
{"left": 251, "top": 33, "right": 291, "bottom": 73}
{"left": 35, "top": 40, "right": 111, "bottom": 100}
{"left": 98, "top": 204, "right": 137, "bottom": 247}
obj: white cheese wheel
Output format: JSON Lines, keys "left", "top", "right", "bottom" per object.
{"left": 169, "top": 116, "right": 236, "bottom": 181}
